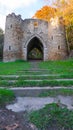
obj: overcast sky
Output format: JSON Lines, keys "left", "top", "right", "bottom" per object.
{"left": 0, "top": 0, "right": 55, "bottom": 30}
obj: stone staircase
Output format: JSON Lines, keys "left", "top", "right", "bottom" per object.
{"left": 0, "top": 61, "right": 73, "bottom": 88}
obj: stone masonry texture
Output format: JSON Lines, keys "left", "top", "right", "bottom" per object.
{"left": 3, "top": 13, "right": 69, "bottom": 62}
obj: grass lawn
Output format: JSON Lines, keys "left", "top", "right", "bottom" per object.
{"left": 0, "top": 80, "right": 73, "bottom": 87}
{"left": 0, "top": 89, "right": 15, "bottom": 106}
{"left": 29, "top": 103, "right": 73, "bottom": 130}
{"left": 0, "top": 60, "right": 30, "bottom": 75}
{"left": 0, "top": 59, "right": 73, "bottom": 87}
{"left": 0, "top": 59, "right": 73, "bottom": 76}
{"left": 39, "top": 59, "right": 73, "bottom": 75}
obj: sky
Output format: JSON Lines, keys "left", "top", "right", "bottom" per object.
{"left": 0, "top": 0, "right": 55, "bottom": 30}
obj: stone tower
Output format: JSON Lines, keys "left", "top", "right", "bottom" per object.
{"left": 3, "top": 13, "right": 68, "bottom": 62}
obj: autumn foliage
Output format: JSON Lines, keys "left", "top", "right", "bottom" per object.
{"left": 34, "top": 0, "right": 73, "bottom": 49}
{"left": 54, "top": 0, "right": 73, "bottom": 25}
{"left": 33, "top": 6, "right": 57, "bottom": 21}
{"left": 55, "top": 0, "right": 73, "bottom": 49}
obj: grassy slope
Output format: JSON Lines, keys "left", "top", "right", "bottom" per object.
{"left": 0, "top": 60, "right": 30, "bottom": 75}
{"left": 30, "top": 103, "right": 73, "bottom": 130}
{"left": 0, "top": 59, "right": 73, "bottom": 87}
{"left": 39, "top": 59, "right": 73, "bottom": 75}
{"left": 0, "top": 89, "right": 15, "bottom": 106}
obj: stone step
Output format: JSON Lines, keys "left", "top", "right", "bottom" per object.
{"left": 16, "top": 72, "right": 51, "bottom": 74}
{"left": 1, "top": 87, "right": 73, "bottom": 97}
{"left": 18, "top": 69, "right": 50, "bottom": 71}
{"left": 18, "top": 70, "right": 50, "bottom": 73}
{"left": 1, "top": 79, "right": 73, "bottom": 83}
{"left": 0, "top": 74, "right": 63, "bottom": 77}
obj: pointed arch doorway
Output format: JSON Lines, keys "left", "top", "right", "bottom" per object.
{"left": 27, "top": 37, "right": 44, "bottom": 61}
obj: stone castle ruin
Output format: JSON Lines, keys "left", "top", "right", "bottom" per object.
{"left": 3, "top": 13, "right": 69, "bottom": 62}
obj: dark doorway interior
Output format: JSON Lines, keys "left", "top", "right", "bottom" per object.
{"left": 27, "top": 37, "right": 43, "bottom": 61}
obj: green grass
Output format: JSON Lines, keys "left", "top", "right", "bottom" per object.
{"left": 30, "top": 103, "right": 73, "bottom": 130}
{"left": 0, "top": 74, "right": 73, "bottom": 81}
{"left": 0, "top": 59, "right": 73, "bottom": 87}
{"left": 12, "top": 80, "right": 73, "bottom": 87}
{"left": 0, "top": 89, "right": 15, "bottom": 106}
{"left": 16, "top": 71, "right": 51, "bottom": 75}
{"left": 0, "top": 59, "right": 73, "bottom": 77}
{"left": 39, "top": 88, "right": 73, "bottom": 97}
{"left": 0, "top": 80, "right": 73, "bottom": 87}
{"left": 0, "top": 60, "right": 30, "bottom": 75}
{"left": 39, "top": 59, "right": 73, "bottom": 75}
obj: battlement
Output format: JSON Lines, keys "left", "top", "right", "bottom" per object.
{"left": 7, "top": 13, "right": 22, "bottom": 21}
{"left": 7, "top": 13, "right": 49, "bottom": 24}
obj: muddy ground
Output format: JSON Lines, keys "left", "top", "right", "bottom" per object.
{"left": 0, "top": 107, "right": 36, "bottom": 130}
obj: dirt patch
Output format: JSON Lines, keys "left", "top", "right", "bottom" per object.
{"left": 0, "top": 107, "right": 36, "bottom": 130}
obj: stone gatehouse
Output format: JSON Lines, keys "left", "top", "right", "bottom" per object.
{"left": 3, "top": 13, "right": 69, "bottom": 62}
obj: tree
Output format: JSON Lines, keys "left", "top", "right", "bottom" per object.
{"left": 54, "top": 0, "right": 73, "bottom": 49}
{"left": 40, "top": 0, "right": 73, "bottom": 50}
{"left": 33, "top": 6, "right": 57, "bottom": 21}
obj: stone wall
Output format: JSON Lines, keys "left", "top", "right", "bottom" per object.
{"left": 3, "top": 13, "right": 23, "bottom": 61}
{"left": 3, "top": 13, "right": 69, "bottom": 62}
{"left": 0, "top": 43, "right": 3, "bottom": 59}
{"left": 48, "top": 17, "right": 68, "bottom": 60}
{"left": 21, "top": 19, "right": 48, "bottom": 61}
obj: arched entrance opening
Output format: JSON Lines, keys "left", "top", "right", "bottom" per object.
{"left": 27, "top": 37, "right": 44, "bottom": 61}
